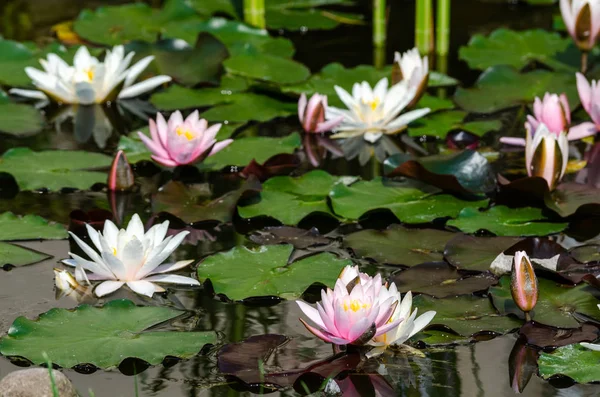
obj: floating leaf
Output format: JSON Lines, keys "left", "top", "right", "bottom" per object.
{"left": 413, "top": 294, "right": 521, "bottom": 336}
{"left": 125, "top": 35, "right": 229, "bottom": 86}
{"left": 0, "top": 148, "right": 112, "bottom": 191}
{"left": 519, "top": 321, "right": 600, "bottom": 349}
{"left": 197, "top": 244, "right": 351, "bottom": 301}
{"left": 224, "top": 47, "right": 310, "bottom": 85}
{"left": 447, "top": 206, "right": 567, "bottom": 236}
{"left": 0, "top": 242, "right": 51, "bottom": 269}
{"left": 384, "top": 150, "right": 496, "bottom": 195}
{"left": 454, "top": 66, "right": 578, "bottom": 114}
{"left": 152, "top": 177, "right": 260, "bottom": 224}
{"left": 200, "top": 92, "right": 297, "bottom": 123}
{"left": 0, "top": 102, "right": 44, "bottom": 137}
{"left": 444, "top": 234, "right": 523, "bottom": 271}
{"left": 343, "top": 225, "right": 455, "bottom": 266}
{"left": 489, "top": 276, "right": 600, "bottom": 328}
{"left": 392, "top": 262, "right": 498, "bottom": 298}
{"left": 238, "top": 170, "right": 343, "bottom": 224}
{"left": 412, "top": 330, "right": 471, "bottom": 346}
{"left": 200, "top": 133, "right": 301, "bottom": 170}
{"left": 265, "top": 0, "right": 361, "bottom": 31}
{"left": 407, "top": 110, "right": 502, "bottom": 139}
{"left": 0, "top": 212, "right": 66, "bottom": 240}
{"left": 459, "top": 29, "right": 571, "bottom": 71}
{"left": 538, "top": 344, "right": 600, "bottom": 384}
{"left": 545, "top": 183, "right": 600, "bottom": 218}
{"left": 0, "top": 299, "right": 217, "bottom": 369}
{"left": 329, "top": 178, "right": 488, "bottom": 223}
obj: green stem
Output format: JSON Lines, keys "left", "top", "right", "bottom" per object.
{"left": 244, "top": 0, "right": 266, "bottom": 29}
{"left": 373, "top": 0, "right": 386, "bottom": 48}
{"left": 436, "top": 0, "right": 450, "bottom": 56}
{"left": 415, "top": 0, "right": 433, "bottom": 54}
{"left": 582, "top": 51, "right": 589, "bottom": 74}
{"left": 436, "top": 54, "right": 448, "bottom": 98}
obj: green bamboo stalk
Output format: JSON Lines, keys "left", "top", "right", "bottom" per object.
{"left": 244, "top": 0, "right": 266, "bottom": 29}
{"left": 415, "top": 0, "right": 433, "bottom": 54}
{"left": 436, "top": 0, "right": 450, "bottom": 56}
{"left": 373, "top": 0, "right": 386, "bottom": 48}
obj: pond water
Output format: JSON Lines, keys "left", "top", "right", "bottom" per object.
{"left": 2, "top": 0, "right": 600, "bottom": 396}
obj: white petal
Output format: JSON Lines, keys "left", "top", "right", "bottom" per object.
{"left": 126, "top": 214, "right": 145, "bottom": 240}
{"left": 126, "top": 280, "right": 159, "bottom": 297}
{"left": 135, "top": 231, "right": 189, "bottom": 279}
{"left": 94, "top": 280, "right": 125, "bottom": 297}
{"left": 143, "top": 274, "right": 200, "bottom": 285}
{"left": 123, "top": 56, "right": 154, "bottom": 87}
{"left": 147, "top": 260, "right": 195, "bottom": 275}
{"left": 8, "top": 88, "right": 48, "bottom": 100}
{"left": 118, "top": 76, "right": 172, "bottom": 99}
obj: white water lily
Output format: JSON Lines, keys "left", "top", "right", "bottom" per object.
{"left": 62, "top": 214, "right": 199, "bottom": 297}
{"left": 10, "top": 45, "right": 171, "bottom": 105}
{"left": 366, "top": 291, "right": 436, "bottom": 358}
{"left": 326, "top": 77, "right": 430, "bottom": 143}
{"left": 393, "top": 48, "right": 429, "bottom": 103}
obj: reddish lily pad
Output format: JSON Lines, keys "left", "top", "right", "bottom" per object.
{"left": 443, "top": 234, "right": 523, "bottom": 271}
{"left": 391, "top": 262, "right": 498, "bottom": 298}
{"left": 519, "top": 321, "right": 600, "bottom": 349}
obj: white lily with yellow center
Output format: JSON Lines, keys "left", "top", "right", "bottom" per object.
{"left": 326, "top": 77, "right": 430, "bottom": 143}
{"left": 62, "top": 214, "right": 199, "bottom": 297}
{"left": 10, "top": 45, "right": 171, "bottom": 105}
{"left": 367, "top": 291, "right": 436, "bottom": 358}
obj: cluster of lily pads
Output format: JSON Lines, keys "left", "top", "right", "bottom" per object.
{"left": 4, "top": 0, "right": 600, "bottom": 394}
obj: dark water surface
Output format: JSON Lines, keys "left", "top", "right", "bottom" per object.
{"left": 0, "top": 1, "right": 593, "bottom": 396}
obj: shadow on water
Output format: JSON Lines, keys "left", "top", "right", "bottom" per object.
{"left": 0, "top": 0, "right": 596, "bottom": 396}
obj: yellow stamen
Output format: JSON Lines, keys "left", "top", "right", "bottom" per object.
{"left": 176, "top": 127, "right": 195, "bottom": 141}
{"left": 112, "top": 247, "right": 117, "bottom": 256}
{"left": 86, "top": 68, "right": 94, "bottom": 81}
{"left": 343, "top": 299, "right": 370, "bottom": 312}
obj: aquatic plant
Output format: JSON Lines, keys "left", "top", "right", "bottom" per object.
{"left": 392, "top": 47, "right": 429, "bottom": 107}
{"left": 367, "top": 291, "right": 436, "bottom": 358}
{"left": 10, "top": 45, "right": 171, "bottom": 105}
{"left": 298, "top": 93, "right": 343, "bottom": 134}
{"left": 510, "top": 251, "right": 538, "bottom": 322}
{"left": 296, "top": 265, "right": 402, "bottom": 345}
{"left": 107, "top": 150, "right": 134, "bottom": 191}
{"left": 62, "top": 214, "right": 199, "bottom": 297}
{"left": 576, "top": 72, "right": 600, "bottom": 133}
{"left": 560, "top": 0, "right": 600, "bottom": 71}
{"left": 138, "top": 110, "right": 232, "bottom": 167}
{"left": 326, "top": 77, "right": 430, "bottom": 143}
{"left": 525, "top": 124, "right": 569, "bottom": 190}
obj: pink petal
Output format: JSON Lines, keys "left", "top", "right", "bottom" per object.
{"left": 151, "top": 155, "right": 179, "bottom": 167}
{"left": 297, "top": 301, "right": 327, "bottom": 329}
{"left": 155, "top": 113, "right": 168, "bottom": 148}
{"left": 499, "top": 137, "right": 526, "bottom": 146}
{"left": 298, "top": 93, "right": 307, "bottom": 124}
{"left": 299, "top": 318, "right": 333, "bottom": 343}
{"left": 568, "top": 122, "right": 597, "bottom": 140}
{"left": 208, "top": 139, "right": 233, "bottom": 156}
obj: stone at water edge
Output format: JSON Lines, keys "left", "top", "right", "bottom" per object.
{"left": 0, "top": 368, "right": 77, "bottom": 397}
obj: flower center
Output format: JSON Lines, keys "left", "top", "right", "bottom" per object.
{"left": 112, "top": 247, "right": 117, "bottom": 256}
{"left": 363, "top": 97, "right": 380, "bottom": 111}
{"left": 85, "top": 67, "right": 94, "bottom": 81}
{"left": 176, "top": 126, "right": 195, "bottom": 141}
{"left": 343, "top": 299, "right": 370, "bottom": 312}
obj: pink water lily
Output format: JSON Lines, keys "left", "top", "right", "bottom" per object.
{"left": 560, "top": 0, "right": 600, "bottom": 52}
{"left": 62, "top": 214, "right": 199, "bottom": 297}
{"left": 298, "top": 93, "right": 343, "bottom": 133}
{"left": 511, "top": 251, "right": 538, "bottom": 319}
{"left": 138, "top": 110, "right": 233, "bottom": 167}
{"left": 296, "top": 265, "right": 401, "bottom": 345}
{"left": 576, "top": 72, "right": 600, "bottom": 134}
{"left": 525, "top": 124, "right": 569, "bottom": 191}
{"left": 500, "top": 93, "right": 594, "bottom": 146}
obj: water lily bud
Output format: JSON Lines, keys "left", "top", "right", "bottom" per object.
{"left": 107, "top": 150, "right": 134, "bottom": 191}
{"left": 510, "top": 251, "right": 538, "bottom": 316}
{"left": 392, "top": 48, "right": 429, "bottom": 108}
{"left": 525, "top": 124, "right": 569, "bottom": 191}
{"left": 298, "top": 93, "right": 343, "bottom": 134}
{"left": 560, "top": 0, "right": 600, "bottom": 52}
{"left": 524, "top": 93, "right": 571, "bottom": 136}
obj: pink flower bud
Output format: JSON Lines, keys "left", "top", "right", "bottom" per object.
{"left": 511, "top": 251, "right": 538, "bottom": 315}
{"left": 107, "top": 150, "right": 134, "bottom": 191}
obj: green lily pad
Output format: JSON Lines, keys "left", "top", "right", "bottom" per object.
{"left": 0, "top": 102, "right": 44, "bottom": 137}
{"left": 407, "top": 110, "right": 502, "bottom": 139}
{"left": 0, "top": 299, "right": 217, "bottom": 369}
{"left": 413, "top": 294, "right": 521, "bottom": 336}
{"left": 412, "top": 330, "right": 471, "bottom": 346}
{"left": 238, "top": 170, "right": 343, "bottom": 224}
{"left": 454, "top": 65, "right": 578, "bottom": 114}
{"left": 200, "top": 133, "right": 301, "bottom": 170}
{"left": 384, "top": 150, "right": 496, "bottom": 195}
{"left": 447, "top": 206, "right": 568, "bottom": 236}
{"left": 189, "top": 0, "right": 239, "bottom": 18}
{"left": 170, "top": 18, "right": 295, "bottom": 57}
{"left": 125, "top": 35, "right": 229, "bottom": 86}
{"left": 0, "top": 212, "right": 66, "bottom": 240}
{"left": 265, "top": 0, "right": 361, "bottom": 31}
{"left": 417, "top": 94, "right": 456, "bottom": 112}
{"left": 459, "top": 29, "right": 571, "bottom": 71}
{"left": 150, "top": 76, "right": 249, "bottom": 110}
{"left": 0, "top": 242, "right": 51, "bottom": 269}
{"left": 392, "top": 262, "right": 498, "bottom": 298}
{"left": 0, "top": 148, "right": 112, "bottom": 191}
{"left": 343, "top": 225, "right": 455, "bottom": 266}
{"left": 539, "top": 344, "right": 600, "bottom": 384}
{"left": 329, "top": 178, "right": 488, "bottom": 223}
{"left": 201, "top": 92, "right": 297, "bottom": 123}
{"left": 74, "top": 3, "right": 202, "bottom": 46}
{"left": 443, "top": 234, "right": 523, "bottom": 271}
{"left": 224, "top": 47, "right": 310, "bottom": 85}
{"left": 489, "top": 276, "right": 600, "bottom": 328}
{"left": 197, "top": 244, "right": 351, "bottom": 301}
